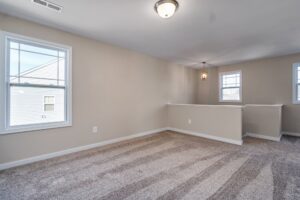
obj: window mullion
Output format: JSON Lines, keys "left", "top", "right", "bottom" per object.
{"left": 57, "top": 51, "right": 59, "bottom": 86}
{"left": 295, "top": 83, "right": 300, "bottom": 101}
{"left": 10, "top": 48, "right": 62, "bottom": 58}
{"left": 10, "top": 83, "right": 66, "bottom": 89}
{"left": 18, "top": 42, "right": 20, "bottom": 84}
{"left": 222, "top": 86, "right": 239, "bottom": 90}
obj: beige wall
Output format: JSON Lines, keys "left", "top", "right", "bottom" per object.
{"left": 0, "top": 14, "right": 197, "bottom": 164}
{"left": 243, "top": 105, "right": 282, "bottom": 138}
{"left": 167, "top": 104, "right": 243, "bottom": 142}
{"left": 197, "top": 54, "right": 300, "bottom": 133}
{"left": 167, "top": 63, "right": 198, "bottom": 104}
{"left": 197, "top": 67, "right": 219, "bottom": 104}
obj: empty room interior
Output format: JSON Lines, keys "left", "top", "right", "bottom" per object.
{"left": 1, "top": 0, "right": 300, "bottom": 199}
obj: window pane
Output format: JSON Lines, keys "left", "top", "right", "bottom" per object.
{"left": 18, "top": 77, "right": 58, "bottom": 85}
{"left": 20, "top": 43, "right": 58, "bottom": 57}
{"left": 9, "top": 40, "right": 65, "bottom": 86}
{"left": 59, "top": 51, "right": 66, "bottom": 58}
{"left": 18, "top": 50, "right": 60, "bottom": 85}
{"left": 44, "top": 96, "right": 55, "bottom": 104}
{"left": 20, "top": 50, "right": 57, "bottom": 73}
{"left": 222, "top": 73, "right": 240, "bottom": 88}
{"left": 222, "top": 88, "right": 240, "bottom": 101}
{"left": 44, "top": 104, "right": 55, "bottom": 112}
{"left": 298, "top": 67, "right": 300, "bottom": 84}
{"left": 298, "top": 85, "right": 300, "bottom": 101}
{"left": 10, "top": 86, "right": 65, "bottom": 126}
{"left": 9, "top": 49, "right": 19, "bottom": 77}
{"left": 58, "top": 59, "right": 66, "bottom": 86}
{"left": 10, "top": 41, "right": 19, "bottom": 49}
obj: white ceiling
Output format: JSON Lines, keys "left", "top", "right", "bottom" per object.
{"left": 1, "top": 0, "right": 300, "bottom": 67}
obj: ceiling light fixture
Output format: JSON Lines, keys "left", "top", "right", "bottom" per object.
{"left": 200, "top": 62, "right": 208, "bottom": 80}
{"left": 154, "top": 0, "right": 179, "bottom": 19}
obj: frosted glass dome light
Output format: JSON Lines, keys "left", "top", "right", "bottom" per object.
{"left": 155, "top": 0, "right": 179, "bottom": 19}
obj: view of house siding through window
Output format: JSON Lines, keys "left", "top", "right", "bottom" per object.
{"left": 220, "top": 72, "right": 241, "bottom": 101}
{"left": 8, "top": 39, "right": 66, "bottom": 126}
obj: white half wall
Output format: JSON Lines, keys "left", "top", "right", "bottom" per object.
{"left": 243, "top": 104, "right": 283, "bottom": 140}
{"left": 167, "top": 104, "right": 243, "bottom": 144}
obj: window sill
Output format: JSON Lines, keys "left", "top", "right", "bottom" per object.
{"left": 0, "top": 121, "right": 72, "bottom": 135}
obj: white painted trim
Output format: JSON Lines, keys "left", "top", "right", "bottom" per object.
{"left": 0, "top": 31, "right": 6, "bottom": 133}
{"left": 167, "top": 103, "right": 243, "bottom": 109}
{"left": 0, "top": 128, "right": 167, "bottom": 171}
{"left": 166, "top": 127, "right": 243, "bottom": 145}
{"left": 245, "top": 132, "right": 281, "bottom": 142}
{"left": 244, "top": 104, "right": 283, "bottom": 107}
{"left": 282, "top": 132, "right": 300, "bottom": 137}
{"left": 0, "top": 122, "right": 72, "bottom": 135}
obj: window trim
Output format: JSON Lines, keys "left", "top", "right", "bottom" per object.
{"left": 219, "top": 70, "right": 242, "bottom": 103}
{"left": 0, "top": 31, "right": 72, "bottom": 135}
{"left": 293, "top": 63, "right": 300, "bottom": 104}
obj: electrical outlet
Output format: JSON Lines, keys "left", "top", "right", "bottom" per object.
{"left": 92, "top": 126, "right": 98, "bottom": 133}
{"left": 188, "top": 119, "right": 192, "bottom": 124}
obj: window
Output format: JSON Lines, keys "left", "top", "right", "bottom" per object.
{"left": 293, "top": 63, "right": 300, "bottom": 104}
{"left": 0, "top": 32, "right": 72, "bottom": 134}
{"left": 44, "top": 96, "right": 55, "bottom": 112}
{"left": 219, "top": 71, "right": 241, "bottom": 102}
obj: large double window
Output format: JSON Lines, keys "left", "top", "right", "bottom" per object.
{"left": 1, "top": 33, "right": 72, "bottom": 134}
{"left": 219, "top": 71, "right": 241, "bottom": 102}
{"left": 293, "top": 63, "right": 300, "bottom": 104}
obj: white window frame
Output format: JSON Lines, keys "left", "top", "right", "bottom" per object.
{"left": 219, "top": 70, "right": 242, "bottom": 103}
{"left": 0, "top": 31, "right": 72, "bottom": 134}
{"left": 293, "top": 63, "right": 300, "bottom": 104}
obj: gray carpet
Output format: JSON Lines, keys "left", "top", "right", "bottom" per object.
{"left": 1, "top": 131, "right": 300, "bottom": 200}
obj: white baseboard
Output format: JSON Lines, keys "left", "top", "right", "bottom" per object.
{"left": 0, "top": 128, "right": 168, "bottom": 171}
{"left": 282, "top": 132, "right": 300, "bottom": 137}
{"left": 245, "top": 132, "right": 281, "bottom": 142}
{"left": 166, "top": 127, "right": 243, "bottom": 146}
